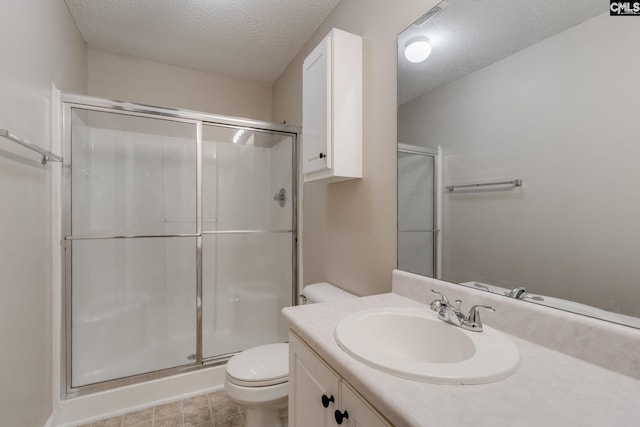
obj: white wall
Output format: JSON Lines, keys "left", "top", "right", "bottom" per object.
{"left": 88, "top": 49, "right": 273, "bottom": 121}
{"left": 0, "top": 0, "right": 86, "bottom": 425}
{"left": 272, "top": 0, "right": 440, "bottom": 296}
{"left": 398, "top": 13, "right": 640, "bottom": 317}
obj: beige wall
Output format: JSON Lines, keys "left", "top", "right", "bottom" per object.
{"left": 0, "top": 0, "right": 87, "bottom": 425}
{"left": 88, "top": 49, "right": 273, "bottom": 121}
{"left": 272, "top": 0, "right": 439, "bottom": 296}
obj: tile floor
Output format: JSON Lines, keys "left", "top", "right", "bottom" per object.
{"left": 77, "top": 390, "right": 245, "bottom": 427}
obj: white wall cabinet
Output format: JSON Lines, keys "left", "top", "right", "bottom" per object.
{"left": 302, "top": 28, "right": 362, "bottom": 183}
{"left": 289, "top": 332, "right": 390, "bottom": 427}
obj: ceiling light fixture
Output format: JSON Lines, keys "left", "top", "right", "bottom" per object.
{"left": 404, "top": 39, "right": 432, "bottom": 63}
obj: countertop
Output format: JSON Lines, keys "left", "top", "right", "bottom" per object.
{"left": 282, "top": 293, "right": 640, "bottom": 427}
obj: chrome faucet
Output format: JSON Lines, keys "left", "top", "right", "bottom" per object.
{"left": 506, "top": 287, "right": 527, "bottom": 299}
{"left": 429, "top": 289, "right": 495, "bottom": 332}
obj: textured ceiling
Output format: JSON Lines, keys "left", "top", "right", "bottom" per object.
{"left": 65, "top": 0, "right": 342, "bottom": 84}
{"left": 398, "top": 0, "right": 607, "bottom": 105}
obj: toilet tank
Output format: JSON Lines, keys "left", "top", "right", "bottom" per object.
{"left": 300, "top": 282, "right": 357, "bottom": 304}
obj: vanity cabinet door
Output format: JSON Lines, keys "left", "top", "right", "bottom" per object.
{"left": 290, "top": 333, "right": 341, "bottom": 427}
{"left": 338, "top": 382, "right": 391, "bottom": 427}
{"left": 289, "top": 332, "right": 391, "bottom": 427}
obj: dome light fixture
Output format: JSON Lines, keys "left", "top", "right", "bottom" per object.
{"left": 404, "top": 38, "right": 432, "bottom": 63}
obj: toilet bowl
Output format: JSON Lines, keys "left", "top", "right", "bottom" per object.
{"left": 224, "top": 282, "right": 356, "bottom": 427}
{"left": 225, "top": 343, "right": 289, "bottom": 427}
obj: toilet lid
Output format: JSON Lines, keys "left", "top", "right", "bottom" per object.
{"left": 226, "top": 343, "right": 289, "bottom": 386}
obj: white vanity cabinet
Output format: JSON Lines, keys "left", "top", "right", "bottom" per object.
{"left": 302, "top": 28, "right": 362, "bottom": 183}
{"left": 289, "top": 332, "right": 390, "bottom": 427}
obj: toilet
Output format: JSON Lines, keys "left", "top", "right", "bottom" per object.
{"left": 224, "top": 282, "right": 357, "bottom": 427}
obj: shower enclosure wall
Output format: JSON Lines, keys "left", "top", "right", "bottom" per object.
{"left": 62, "top": 95, "right": 298, "bottom": 396}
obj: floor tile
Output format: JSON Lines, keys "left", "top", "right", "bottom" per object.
{"left": 122, "top": 407, "right": 153, "bottom": 426}
{"left": 183, "top": 394, "right": 209, "bottom": 411}
{"left": 125, "top": 421, "right": 152, "bottom": 427}
{"left": 211, "top": 405, "right": 243, "bottom": 427}
{"left": 184, "top": 405, "right": 211, "bottom": 426}
{"left": 155, "top": 400, "right": 183, "bottom": 419}
{"left": 91, "top": 415, "right": 123, "bottom": 427}
{"left": 154, "top": 412, "right": 184, "bottom": 427}
{"left": 75, "top": 391, "right": 249, "bottom": 427}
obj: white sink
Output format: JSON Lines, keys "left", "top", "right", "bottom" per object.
{"left": 334, "top": 306, "right": 520, "bottom": 384}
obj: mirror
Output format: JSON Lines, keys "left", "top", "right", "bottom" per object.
{"left": 397, "top": 0, "right": 640, "bottom": 328}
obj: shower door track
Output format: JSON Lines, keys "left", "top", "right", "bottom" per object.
{"left": 65, "top": 230, "right": 294, "bottom": 240}
{"left": 60, "top": 93, "right": 300, "bottom": 399}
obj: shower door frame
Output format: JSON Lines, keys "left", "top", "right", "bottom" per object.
{"left": 397, "top": 144, "right": 442, "bottom": 278}
{"left": 60, "top": 93, "right": 300, "bottom": 398}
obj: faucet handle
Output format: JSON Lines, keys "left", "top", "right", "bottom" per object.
{"left": 454, "top": 299, "right": 463, "bottom": 312}
{"left": 430, "top": 289, "right": 449, "bottom": 304}
{"left": 467, "top": 305, "right": 495, "bottom": 326}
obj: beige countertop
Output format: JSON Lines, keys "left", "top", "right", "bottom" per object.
{"left": 282, "top": 292, "right": 640, "bottom": 427}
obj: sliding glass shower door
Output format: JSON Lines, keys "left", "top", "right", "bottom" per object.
{"left": 201, "top": 125, "right": 294, "bottom": 358}
{"left": 68, "top": 109, "right": 199, "bottom": 387}
{"left": 64, "top": 99, "right": 297, "bottom": 394}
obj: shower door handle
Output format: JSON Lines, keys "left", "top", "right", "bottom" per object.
{"left": 273, "top": 188, "right": 286, "bottom": 207}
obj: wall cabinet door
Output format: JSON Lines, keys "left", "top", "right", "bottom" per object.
{"left": 302, "top": 35, "right": 331, "bottom": 175}
{"left": 289, "top": 332, "right": 391, "bottom": 427}
{"left": 302, "top": 28, "right": 362, "bottom": 183}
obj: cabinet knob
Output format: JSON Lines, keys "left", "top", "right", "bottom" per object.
{"left": 319, "top": 152, "right": 325, "bottom": 159}
{"left": 334, "top": 410, "right": 349, "bottom": 425}
{"left": 321, "top": 394, "right": 335, "bottom": 408}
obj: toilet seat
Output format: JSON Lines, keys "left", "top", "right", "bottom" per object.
{"left": 226, "top": 343, "right": 289, "bottom": 387}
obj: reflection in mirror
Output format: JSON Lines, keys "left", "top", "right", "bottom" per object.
{"left": 397, "top": 0, "right": 640, "bottom": 328}
{"left": 397, "top": 144, "right": 442, "bottom": 278}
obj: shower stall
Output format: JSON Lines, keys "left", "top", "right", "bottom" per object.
{"left": 61, "top": 95, "right": 298, "bottom": 396}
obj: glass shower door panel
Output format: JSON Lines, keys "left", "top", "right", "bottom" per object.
{"left": 70, "top": 109, "right": 197, "bottom": 237}
{"left": 71, "top": 237, "right": 197, "bottom": 387}
{"left": 201, "top": 125, "right": 294, "bottom": 232}
{"left": 201, "top": 233, "right": 292, "bottom": 358}
{"left": 398, "top": 152, "right": 436, "bottom": 276}
{"left": 69, "top": 108, "right": 198, "bottom": 387}
{"left": 201, "top": 124, "right": 294, "bottom": 359}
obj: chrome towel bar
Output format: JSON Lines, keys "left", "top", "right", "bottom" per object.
{"left": 446, "top": 179, "right": 522, "bottom": 192}
{"left": 0, "top": 128, "right": 63, "bottom": 165}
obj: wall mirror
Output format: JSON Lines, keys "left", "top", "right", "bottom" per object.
{"left": 397, "top": 0, "right": 640, "bottom": 328}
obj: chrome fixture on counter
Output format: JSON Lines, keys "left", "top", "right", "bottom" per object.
{"left": 429, "top": 289, "right": 495, "bottom": 332}
{"left": 507, "top": 287, "right": 528, "bottom": 299}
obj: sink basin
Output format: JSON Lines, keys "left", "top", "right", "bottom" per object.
{"left": 334, "top": 306, "right": 520, "bottom": 384}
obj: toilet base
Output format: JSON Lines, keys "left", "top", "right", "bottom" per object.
{"left": 245, "top": 406, "right": 284, "bottom": 427}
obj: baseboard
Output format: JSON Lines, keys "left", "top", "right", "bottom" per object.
{"left": 43, "top": 413, "right": 56, "bottom": 427}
